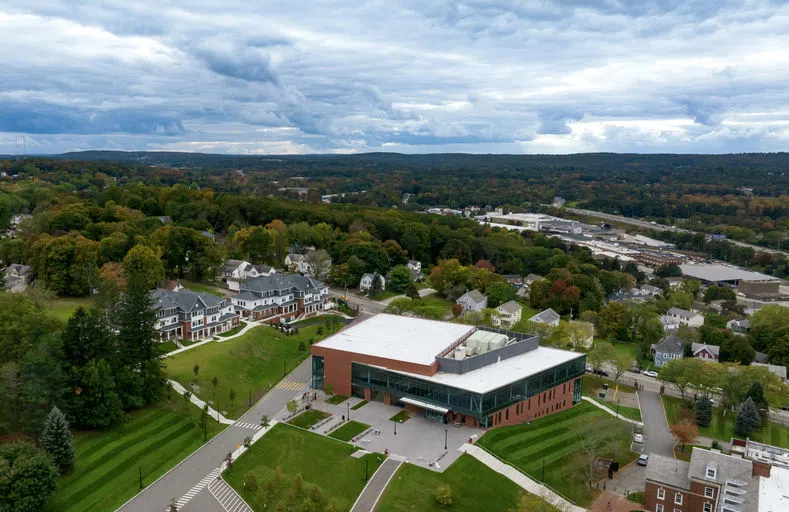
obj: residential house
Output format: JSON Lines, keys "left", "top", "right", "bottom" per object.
{"left": 504, "top": 274, "right": 524, "bottom": 286}
{"left": 692, "top": 342, "right": 720, "bottom": 362}
{"left": 284, "top": 249, "right": 332, "bottom": 279}
{"left": 666, "top": 307, "right": 704, "bottom": 328}
{"left": 151, "top": 288, "right": 240, "bottom": 342}
{"left": 456, "top": 289, "right": 488, "bottom": 313}
{"left": 660, "top": 315, "right": 680, "bottom": 332}
{"left": 221, "top": 259, "right": 276, "bottom": 291}
{"left": 644, "top": 448, "right": 760, "bottom": 512}
{"left": 754, "top": 351, "right": 769, "bottom": 364}
{"left": 492, "top": 300, "right": 523, "bottom": 328}
{"left": 200, "top": 230, "right": 215, "bottom": 240}
{"left": 284, "top": 253, "right": 305, "bottom": 272}
{"left": 638, "top": 284, "right": 662, "bottom": 297}
{"left": 727, "top": 318, "right": 750, "bottom": 335}
{"left": 232, "top": 273, "right": 329, "bottom": 322}
{"left": 516, "top": 273, "right": 544, "bottom": 298}
{"left": 652, "top": 334, "right": 684, "bottom": 367}
{"left": 407, "top": 260, "right": 423, "bottom": 281}
{"left": 3, "top": 214, "right": 31, "bottom": 238}
{"left": 528, "top": 308, "right": 561, "bottom": 327}
{"left": 3, "top": 263, "right": 32, "bottom": 292}
{"left": 666, "top": 277, "right": 684, "bottom": 289}
{"left": 158, "top": 279, "right": 185, "bottom": 292}
{"left": 359, "top": 273, "right": 385, "bottom": 293}
{"left": 751, "top": 363, "right": 788, "bottom": 384}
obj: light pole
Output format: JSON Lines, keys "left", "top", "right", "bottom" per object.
{"left": 444, "top": 429, "right": 448, "bottom": 450}
{"left": 393, "top": 418, "right": 397, "bottom": 435}
{"left": 347, "top": 402, "right": 350, "bottom": 421}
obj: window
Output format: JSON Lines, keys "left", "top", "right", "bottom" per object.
{"left": 657, "top": 488, "right": 665, "bottom": 500}
{"left": 706, "top": 467, "right": 716, "bottom": 479}
{"left": 703, "top": 503, "right": 712, "bottom": 512}
{"left": 674, "top": 493, "right": 683, "bottom": 505}
{"left": 656, "top": 505, "right": 664, "bottom": 512}
{"left": 704, "top": 487, "right": 713, "bottom": 498}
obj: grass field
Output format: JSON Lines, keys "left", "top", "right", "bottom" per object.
{"left": 288, "top": 410, "right": 331, "bottom": 429}
{"left": 329, "top": 421, "right": 370, "bottom": 442}
{"left": 584, "top": 395, "right": 642, "bottom": 422}
{"left": 180, "top": 280, "right": 226, "bottom": 297}
{"left": 384, "top": 295, "right": 454, "bottom": 320}
{"left": 609, "top": 341, "right": 652, "bottom": 370}
{"left": 477, "top": 402, "right": 637, "bottom": 506}
{"left": 158, "top": 340, "right": 179, "bottom": 354}
{"left": 351, "top": 400, "right": 368, "bottom": 410}
{"left": 224, "top": 424, "right": 382, "bottom": 512}
{"left": 583, "top": 374, "right": 636, "bottom": 394}
{"left": 389, "top": 410, "right": 411, "bottom": 423}
{"left": 165, "top": 324, "right": 325, "bottom": 418}
{"left": 662, "top": 396, "right": 789, "bottom": 448}
{"left": 327, "top": 394, "right": 349, "bottom": 405}
{"left": 47, "top": 393, "right": 224, "bottom": 512}
{"left": 44, "top": 296, "right": 94, "bottom": 322}
{"left": 377, "top": 454, "right": 553, "bottom": 512}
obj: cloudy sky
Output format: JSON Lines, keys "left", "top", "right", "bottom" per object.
{"left": 2, "top": 1, "right": 789, "bottom": 155}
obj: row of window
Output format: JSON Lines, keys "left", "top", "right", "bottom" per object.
{"left": 656, "top": 486, "right": 714, "bottom": 510}
{"left": 654, "top": 504, "right": 711, "bottom": 512}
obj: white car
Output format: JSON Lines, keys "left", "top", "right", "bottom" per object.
{"left": 644, "top": 370, "right": 658, "bottom": 378}
{"left": 633, "top": 433, "right": 644, "bottom": 443}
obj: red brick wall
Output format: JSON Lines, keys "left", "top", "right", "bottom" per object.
{"left": 487, "top": 378, "right": 578, "bottom": 427}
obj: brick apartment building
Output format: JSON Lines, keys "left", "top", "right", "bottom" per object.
{"left": 311, "top": 314, "right": 585, "bottom": 428}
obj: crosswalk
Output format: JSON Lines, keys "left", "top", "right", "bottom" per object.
{"left": 171, "top": 468, "right": 221, "bottom": 510}
{"left": 233, "top": 421, "right": 262, "bottom": 431}
{"left": 208, "top": 476, "right": 253, "bottom": 512}
{"left": 275, "top": 380, "right": 306, "bottom": 391}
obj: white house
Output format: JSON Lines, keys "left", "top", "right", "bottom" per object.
{"left": 492, "top": 300, "right": 523, "bottom": 328}
{"left": 528, "top": 308, "right": 561, "bottom": 327}
{"left": 284, "top": 250, "right": 332, "bottom": 280}
{"left": 665, "top": 307, "right": 704, "bottom": 328}
{"left": 359, "top": 273, "right": 384, "bottom": 293}
{"left": 222, "top": 259, "right": 276, "bottom": 291}
{"left": 727, "top": 318, "right": 750, "bottom": 335}
{"left": 456, "top": 289, "right": 488, "bottom": 313}
{"left": 407, "top": 260, "right": 422, "bottom": 281}
{"left": 3, "top": 263, "right": 32, "bottom": 292}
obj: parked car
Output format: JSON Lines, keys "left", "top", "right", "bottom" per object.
{"left": 632, "top": 368, "right": 641, "bottom": 374}
{"left": 633, "top": 433, "right": 644, "bottom": 444}
{"left": 594, "top": 369, "right": 610, "bottom": 377}
{"left": 637, "top": 454, "right": 649, "bottom": 466}
{"left": 644, "top": 370, "right": 658, "bottom": 378}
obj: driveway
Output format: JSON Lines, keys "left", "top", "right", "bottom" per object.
{"left": 637, "top": 389, "right": 675, "bottom": 458}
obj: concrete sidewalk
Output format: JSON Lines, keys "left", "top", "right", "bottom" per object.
{"left": 349, "top": 457, "right": 403, "bottom": 512}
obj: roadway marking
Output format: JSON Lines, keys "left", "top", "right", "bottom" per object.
{"left": 275, "top": 380, "right": 306, "bottom": 391}
{"left": 171, "top": 468, "right": 221, "bottom": 510}
{"left": 233, "top": 421, "right": 262, "bottom": 431}
{"left": 208, "top": 477, "right": 253, "bottom": 512}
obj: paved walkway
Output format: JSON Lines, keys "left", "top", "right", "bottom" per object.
{"left": 460, "top": 444, "right": 586, "bottom": 512}
{"left": 164, "top": 320, "right": 263, "bottom": 358}
{"left": 168, "top": 379, "right": 235, "bottom": 425}
{"left": 589, "top": 491, "right": 643, "bottom": 512}
{"left": 349, "top": 457, "right": 404, "bottom": 512}
{"left": 637, "top": 389, "right": 675, "bottom": 458}
{"left": 582, "top": 396, "right": 643, "bottom": 426}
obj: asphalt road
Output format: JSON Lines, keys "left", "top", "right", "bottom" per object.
{"left": 637, "top": 389, "right": 675, "bottom": 458}
{"left": 349, "top": 458, "right": 402, "bottom": 512}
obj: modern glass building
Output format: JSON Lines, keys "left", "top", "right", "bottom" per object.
{"left": 311, "top": 314, "right": 585, "bottom": 428}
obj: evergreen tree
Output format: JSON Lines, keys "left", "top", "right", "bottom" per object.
{"left": 746, "top": 382, "right": 769, "bottom": 417}
{"left": 116, "top": 279, "right": 164, "bottom": 408}
{"left": 40, "top": 406, "right": 75, "bottom": 473}
{"left": 370, "top": 273, "right": 384, "bottom": 297}
{"left": 735, "top": 397, "right": 762, "bottom": 437}
{"left": 695, "top": 396, "right": 712, "bottom": 428}
{"left": 406, "top": 282, "right": 420, "bottom": 300}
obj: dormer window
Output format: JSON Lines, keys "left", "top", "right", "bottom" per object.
{"left": 705, "top": 465, "right": 717, "bottom": 479}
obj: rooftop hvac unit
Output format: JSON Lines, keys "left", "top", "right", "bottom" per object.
{"left": 454, "top": 346, "right": 467, "bottom": 360}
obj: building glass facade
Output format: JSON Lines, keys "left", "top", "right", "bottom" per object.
{"left": 331, "top": 355, "right": 585, "bottom": 428}
{"left": 311, "top": 355, "right": 324, "bottom": 391}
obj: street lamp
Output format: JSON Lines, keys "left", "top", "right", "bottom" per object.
{"left": 393, "top": 418, "right": 397, "bottom": 435}
{"left": 347, "top": 402, "right": 350, "bottom": 421}
{"left": 444, "top": 429, "right": 448, "bottom": 450}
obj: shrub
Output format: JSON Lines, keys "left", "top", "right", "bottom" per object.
{"left": 435, "top": 484, "right": 453, "bottom": 506}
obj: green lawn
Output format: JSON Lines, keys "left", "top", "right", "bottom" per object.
{"left": 326, "top": 394, "right": 349, "bottom": 405}
{"left": 583, "top": 374, "right": 636, "bottom": 394}
{"left": 477, "top": 402, "right": 637, "bottom": 507}
{"left": 329, "top": 421, "right": 370, "bottom": 442}
{"left": 181, "top": 280, "right": 226, "bottom": 297}
{"left": 158, "top": 340, "right": 179, "bottom": 354}
{"left": 224, "top": 424, "right": 382, "bottom": 512}
{"left": 384, "top": 295, "right": 454, "bottom": 320}
{"left": 373, "top": 290, "right": 401, "bottom": 300}
{"left": 377, "top": 454, "right": 553, "bottom": 512}
{"left": 662, "top": 396, "right": 789, "bottom": 448}
{"left": 351, "top": 400, "right": 368, "bottom": 410}
{"left": 389, "top": 410, "right": 411, "bottom": 423}
{"left": 165, "top": 324, "right": 325, "bottom": 418}
{"left": 609, "top": 341, "right": 651, "bottom": 370}
{"left": 47, "top": 393, "right": 224, "bottom": 512}
{"left": 584, "top": 395, "right": 642, "bottom": 422}
{"left": 217, "top": 321, "right": 246, "bottom": 337}
{"left": 288, "top": 409, "right": 331, "bottom": 429}
{"left": 44, "top": 296, "right": 94, "bottom": 322}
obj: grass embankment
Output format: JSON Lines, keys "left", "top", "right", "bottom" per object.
{"left": 583, "top": 374, "right": 636, "bottom": 394}
{"left": 224, "top": 424, "right": 382, "bottom": 512}
{"left": 288, "top": 410, "right": 331, "bottom": 429}
{"left": 662, "top": 396, "right": 789, "bottom": 448}
{"left": 44, "top": 297, "right": 94, "bottom": 322}
{"left": 383, "top": 296, "right": 454, "bottom": 320}
{"left": 584, "top": 395, "right": 642, "bottom": 422}
{"left": 477, "top": 402, "right": 637, "bottom": 507}
{"left": 48, "top": 393, "right": 224, "bottom": 512}
{"left": 582, "top": 375, "right": 642, "bottom": 421}
{"left": 377, "top": 454, "right": 555, "bottom": 512}
{"left": 329, "top": 421, "right": 370, "bottom": 442}
{"left": 165, "top": 324, "right": 326, "bottom": 419}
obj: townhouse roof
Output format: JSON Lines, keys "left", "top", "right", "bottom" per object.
{"left": 5, "top": 263, "right": 31, "bottom": 276}
{"left": 222, "top": 259, "right": 246, "bottom": 273}
{"left": 529, "top": 308, "right": 561, "bottom": 324}
{"left": 645, "top": 454, "right": 690, "bottom": 489}
{"left": 655, "top": 334, "right": 684, "bottom": 354}
{"left": 241, "top": 273, "right": 325, "bottom": 295}
{"left": 688, "top": 448, "right": 757, "bottom": 508}
{"left": 497, "top": 300, "right": 522, "bottom": 315}
{"left": 692, "top": 342, "right": 720, "bottom": 358}
{"left": 151, "top": 288, "right": 226, "bottom": 313}
{"left": 667, "top": 307, "right": 701, "bottom": 320}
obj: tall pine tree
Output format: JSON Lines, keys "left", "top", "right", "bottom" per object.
{"left": 116, "top": 279, "right": 164, "bottom": 408}
{"left": 40, "top": 406, "right": 75, "bottom": 473}
{"left": 695, "top": 396, "right": 712, "bottom": 428}
{"left": 735, "top": 397, "right": 762, "bottom": 437}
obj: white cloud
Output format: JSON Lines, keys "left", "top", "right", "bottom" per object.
{"left": 2, "top": 1, "right": 789, "bottom": 154}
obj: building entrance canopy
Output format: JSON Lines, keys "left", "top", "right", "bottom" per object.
{"left": 400, "top": 396, "right": 449, "bottom": 414}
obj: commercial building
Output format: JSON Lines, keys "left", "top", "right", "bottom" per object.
{"left": 679, "top": 264, "right": 779, "bottom": 287}
{"left": 311, "top": 314, "right": 585, "bottom": 428}
{"left": 738, "top": 280, "right": 782, "bottom": 301}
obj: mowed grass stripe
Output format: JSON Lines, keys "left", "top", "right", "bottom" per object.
{"left": 507, "top": 418, "right": 613, "bottom": 466}
{"left": 74, "top": 429, "right": 201, "bottom": 512}
{"left": 73, "top": 408, "right": 171, "bottom": 459}
{"left": 481, "top": 407, "right": 603, "bottom": 451}
{"left": 52, "top": 418, "right": 194, "bottom": 506}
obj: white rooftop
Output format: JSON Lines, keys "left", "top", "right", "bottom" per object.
{"left": 314, "top": 314, "right": 475, "bottom": 366}
{"left": 679, "top": 263, "right": 778, "bottom": 283}
{"left": 759, "top": 467, "right": 789, "bottom": 512}
{"left": 392, "top": 345, "right": 584, "bottom": 394}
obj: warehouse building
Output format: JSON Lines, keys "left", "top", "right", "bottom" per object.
{"left": 310, "top": 314, "right": 585, "bottom": 428}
